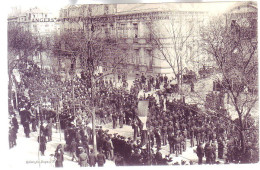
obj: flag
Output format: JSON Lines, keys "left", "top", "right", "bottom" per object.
{"left": 137, "top": 100, "right": 149, "bottom": 117}
{"left": 137, "top": 100, "right": 149, "bottom": 130}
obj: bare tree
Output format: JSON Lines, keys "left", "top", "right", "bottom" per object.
{"left": 8, "top": 25, "right": 39, "bottom": 110}
{"left": 200, "top": 14, "right": 258, "bottom": 160}
{"left": 149, "top": 17, "right": 199, "bottom": 92}
{"left": 53, "top": 21, "right": 129, "bottom": 154}
{"left": 8, "top": 25, "right": 39, "bottom": 75}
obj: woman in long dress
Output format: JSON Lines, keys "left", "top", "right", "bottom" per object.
{"left": 55, "top": 144, "right": 64, "bottom": 167}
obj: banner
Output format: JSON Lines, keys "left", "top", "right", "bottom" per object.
{"left": 137, "top": 100, "right": 149, "bottom": 130}
{"left": 137, "top": 100, "right": 149, "bottom": 117}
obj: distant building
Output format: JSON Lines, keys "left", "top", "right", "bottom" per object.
{"left": 8, "top": 6, "right": 59, "bottom": 35}
{"left": 226, "top": 1, "right": 257, "bottom": 40}
{"left": 8, "top": 7, "right": 60, "bottom": 71}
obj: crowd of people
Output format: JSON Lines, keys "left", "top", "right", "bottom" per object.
{"left": 8, "top": 61, "right": 258, "bottom": 167}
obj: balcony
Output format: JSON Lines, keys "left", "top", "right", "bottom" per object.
{"left": 117, "top": 38, "right": 152, "bottom": 45}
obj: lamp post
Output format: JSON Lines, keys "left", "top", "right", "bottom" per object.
{"left": 87, "top": 20, "right": 98, "bottom": 156}
{"left": 70, "top": 57, "right": 76, "bottom": 116}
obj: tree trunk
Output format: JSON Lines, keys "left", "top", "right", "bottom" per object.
{"left": 92, "top": 107, "right": 97, "bottom": 156}
{"left": 91, "top": 76, "right": 97, "bottom": 156}
{"left": 238, "top": 113, "right": 245, "bottom": 156}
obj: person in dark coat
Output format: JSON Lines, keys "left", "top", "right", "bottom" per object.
{"left": 115, "top": 153, "right": 124, "bottom": 166}
{"left": 155, "top": 149, "right": 163, "bottom": 165}
{"left": 12, "top": 115, "right": 19, "bottom": 133}
{"left": 211, "top": 140, "right": 217, "bottom": 164}
{"left": 118, "top": 111, "right": 124, "bottom": 128}
{"left": 70, "top": 139, "right": 78, "bottom": 161}
{"left": 174, "top": 134, "right": 181, "bottom": 157}
{"left": 23, "top": 120, "right": 30, "bottom": 138}
{"left": 78, "top": 148, "right": 88, "bottom": 167}
{"left": 112, "top": 113, "right": 118, "bottom": 129}
{"left": 88, "top": 149, "right": 97, "bottom": 167}
{"left": 130, "top": 148, "right": 142, "bottom": 166}
{"left": 159, "top": 74, "right": 164, "bottom": 83}
{"left": 168, "top": 132, "right": 174, "bottom": 154}
{"left": 161, "top": 126, "right": 167, "bottom": 146}
{"left": 154, "top": 130, "right": 161, "bottom": 150}
{"left": 190, "top": 126, "right": 195, "bottom": 147}
{"left": 190, "top": 81, "right": 194, "bottom": 92}
{"left": 196, "top": 142, "right": 204, "bottom": 165}
{"left": 31, "top": 117, "right": 37, "bottom": 132}
{"left": 40, "top": 123, "right": 47, "bottom": 137}
{"left": 9, "top": 126, "right": 16, "bottom": 148}
{"left": 204, "top": 142, "right": 213, "bottom": 164}
{"left": 105, "top": 137, "right": 114, "bottom": 160}
{"left": 141, "top": 73, "right": 146, "bottom": 85}
{"left": 96, "top": 150, "right": 106, "bottom": 167}
{"left": 46, "top": 120, "right": 52, "bottom": 141}
{"left": 132, "top": 121, "right": 138, "bottom": 141}
{"left": 217, "top": 138, "right": 224, "bottom": 159}
{"left": 38, "top": 133, "right": 47, "bottom": 156}
{"left": 55, "top": 144, "right": 64, "bottom": 167}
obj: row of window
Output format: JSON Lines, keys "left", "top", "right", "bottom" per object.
{"left": 61, "top": 5, "right": 111, "bottom": 18}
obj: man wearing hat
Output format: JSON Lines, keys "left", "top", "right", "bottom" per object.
{"left": 161, "top": 124, "right": 168, "bottom": 146}
{"left": 23, "top": 119, "right": 30, "bottom": 138}
{"left": 96, "top": 149, "right": 106, "bottom": 167}
{"left": 112, "top": 112, "right": 118, "bottom": 129}
{"left": 154, "top": 129, "right": 161, "bottom": 150}
{"left": 124, "top": 138, "right": 133, "bottom": 164}
{"left": 78, "top": 148, "right": 88, "bottom": 167}
{"left": 118, "top": 109, "right": 124, "bottom": 128}
{"left": 130, "top": 148, "right": 142, "bottom": 165}
{"left": 196, "top": 142, "right": 204, "bottom": 165}
{"left": 115, "top": 153, "right": 124, "bottom": 166}
{"left": 155, "top": 148, "right": 163, "bottom": 165}
{"left": 168, "top": 132, "right": 174, "bottom": 154}
{"left": 132, "top": 120, "right": 138, "bottom": 141}
{"left": 70, "top": 138, "right": 78, "bottom": 161}
{"left": 12, "top": 114, "right": 19, "bottom": 133}
{"left": 217, "top": 138, "right": 224, "bottom": 159}
{"left": 31, "top": 115, "right": 37, "bottom": 132}
{"left": 88, "top": 149, "right": 96, "bottom": 167}
{"left": 46, "top": 120, "right": 53, "bottom": 141}
{"left": 112, "top": 133, "right": 118, "bottom": 154}
{"left": 211, "top": 140, "right": 217, "bottom": 164}
{"left": 106, "top": 137, "right": 114, "bottom": 160}
{"left": 204, "top": 142, "right": 213, "bottom": 164}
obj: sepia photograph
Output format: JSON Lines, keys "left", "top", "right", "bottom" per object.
{"left": 6, "top": 0, "right": 258, "bottom": 168}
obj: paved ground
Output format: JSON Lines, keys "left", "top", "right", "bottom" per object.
{"left": 8, "top": 120, "right": 116, "bottom": 168}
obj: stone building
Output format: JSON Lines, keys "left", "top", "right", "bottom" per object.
{"left": 8, "top": 7, "right": 60, "bottom": 70}
{"left": 227, "top": 1, "right": 257, "bottom": 40}
{"left": 58, "top": 4, "right": 209, "bottom": 80}
{"left": 8, "top": 6, "right": 59, "bottom": 35}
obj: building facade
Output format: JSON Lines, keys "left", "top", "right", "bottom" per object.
{"left": 58, "top": 4, "right": 209, "bottom": 80}
{"left": 227, "top": 1, "right": 257, "bottom": 40}
{"left": 8, "top": 7, "right": 60, "bottom": 71}
{"left": 8, "top": 7, "right": 59, "bottom": 35}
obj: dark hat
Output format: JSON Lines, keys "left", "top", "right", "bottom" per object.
{"left": 79, "top": 147, "right": 85, "bottom": 153}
